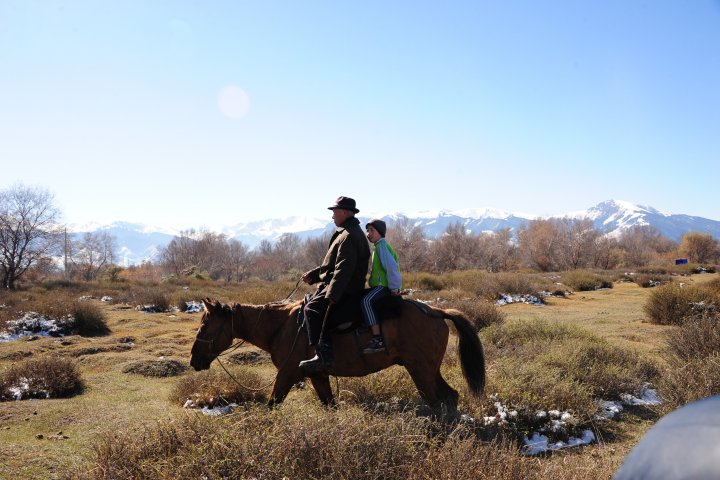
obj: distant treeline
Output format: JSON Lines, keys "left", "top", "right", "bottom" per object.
{"left": 144, "top": 217, "right": 718, "bottom": 282}
{"left": 2, "top": 180, "right": 718, "bottom": 287}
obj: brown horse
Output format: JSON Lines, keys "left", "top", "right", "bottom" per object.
{"left": 190, "top": 298, "right": 485, "bottom": 412}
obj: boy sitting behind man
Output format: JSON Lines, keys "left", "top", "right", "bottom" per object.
{"left": 361, "top": 219, "right": 402, "bottom": 354}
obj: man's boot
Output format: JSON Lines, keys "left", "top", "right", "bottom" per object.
{"left": 299, "top": 342, "right": 335, "bottom": 373}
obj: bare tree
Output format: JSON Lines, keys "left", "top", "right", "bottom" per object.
{"left": 274, "top": 233, "right": 302, "bottom": 272}
{"left": 0, "top": 184, "right": 62, "bottom": 289}
{"left": 557, "top": 218, "right": 600, "bottom": 270}
{"left": 679, "top": 232, "right": 720, "bottom": 264}
{"left": 159, "top": 229, "right": 242, "bottom": 280}
{"left": 386, "top": 216, "right": 428, "bottom": 272}
{"left": 251, "top": 239, "right": 283, "bottom": 280}
{"left": 300, "top": 233, "right": 332, "bottom": 272}
{"left": 195, "top": 231, "right": 230, "bottom": 280}
{"left": 592, "top": 235, "right": 622, "bottom": 270}
{"left": 159, "top": 230, "right": 199, "bottom": 277}
{"left": 477, "top": 228, "right": 517, "bottom": 272}
{"left": 618, "top": 225, "right": 675, "bottom": 267}
{"left": 429, "top": 222, "right": 479, "bottom": 272}
{"left": 516, "top": 219, "right": 564, "bottom": 272}
{"left": 71, "top": 231, "right": 117, "bottom": 281}
{"left": 223, "top": 239, "right": 251, "bottom": 282}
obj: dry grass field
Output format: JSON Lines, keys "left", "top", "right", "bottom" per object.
{"left": 0, "top": 272, "right": 717, "bottom": 479}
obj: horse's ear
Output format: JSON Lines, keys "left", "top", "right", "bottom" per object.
{"left": 202, "top": 298, "right": 214, "bottom": 312}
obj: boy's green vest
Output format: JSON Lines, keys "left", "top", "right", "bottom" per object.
{"left": 369, "top": 241, "right": 400, "bottom": 288}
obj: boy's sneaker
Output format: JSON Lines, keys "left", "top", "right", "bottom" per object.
{"left": 362, "top": 336, "right": 386, "bottom": 354}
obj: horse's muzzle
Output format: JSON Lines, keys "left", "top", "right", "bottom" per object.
{"left": 190, "top": 355, "right": 211, "bottom": 371}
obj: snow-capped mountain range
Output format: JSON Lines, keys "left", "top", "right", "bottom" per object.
{"left": 75, "top": 200, "right": 720, "bottom": 266}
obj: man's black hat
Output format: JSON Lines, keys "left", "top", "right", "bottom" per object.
{"left": 328, "top": 196, "right": 359, "bottom": 213}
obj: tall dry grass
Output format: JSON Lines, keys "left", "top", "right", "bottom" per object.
{"left": 658, "top": 312, "right": 720, "bottom": 411}
{"left": 482, "top": 320, "right": 660, "bottom": 423}
{"left": 64, "top": 401, "right": 619, "bottom": 480}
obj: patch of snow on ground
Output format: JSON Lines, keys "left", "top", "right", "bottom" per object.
{"left": 597, "top": 401, "right": 624, "bottom": 420}
{"left": 621, "top": 386, "right": 662, "bottom": 406}
{"left": 7, "top": 377, "right": 49, "bottom": 400}
{"left": 522, "top": 430, "right": 596, "bottom": 455}
{"left": 183, "top": 398, "right": 238, "bottom": 416}
{"left": 596, "top": 385, "right": 662, "bottom": 420}
{"left": 483, "top": 400, "right": 518, "bottom": 426}
{"left": 185, "top": 301, "right": 203, "bottom": 313}
{"left": 485, "top": 386, "right": 663, "bottom": 455}
{"left": 0, "top": 312, "right": 73, "bottom": 341}
{"left": 496, "top": 293, "right": 548, "bottom": 306}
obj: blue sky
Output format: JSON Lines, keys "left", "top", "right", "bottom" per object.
{"left": 1, "top": 1, "right": 719, "bottom": 230}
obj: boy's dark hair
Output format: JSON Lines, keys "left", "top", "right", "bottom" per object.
{"left": 366, "top": 219, "right": 387, "bottom": 237}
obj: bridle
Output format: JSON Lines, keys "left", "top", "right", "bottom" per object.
{"left": 196, "top": 278, "right": 303, "bottom": 358}
{"left": 194, "top": 279, "right": 305, "bottom": 394}
{"left": 194, "top": 304, "right": 246, "bottom": 358}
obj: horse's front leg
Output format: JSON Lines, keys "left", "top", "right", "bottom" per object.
{"left": 268, "top": 366, "right": 304, "bottom": 407}
{"left": 308, "top": 374, "right": 335, "bottom": 407}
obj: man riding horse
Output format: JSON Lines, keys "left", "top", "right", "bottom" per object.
{"left": 298, "top": 196, "right": 370, "bottom": 372}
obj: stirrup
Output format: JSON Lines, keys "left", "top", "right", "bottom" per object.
{"left": 299, "top": 354, "right": 334, "bottom": 373}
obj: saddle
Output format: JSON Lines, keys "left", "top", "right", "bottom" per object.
{"left": 296, "top": 289, "right": 403, "bottom": 334}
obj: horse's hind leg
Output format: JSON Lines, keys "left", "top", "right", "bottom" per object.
{"left": 309, "top": 374, "right": 335, "bottom": 406}
{"left": 406, "top": 363, "right": 459, "bottom": 416}
{"left": 405, "top": 363, "right": 442, "bottom": 407}
{"left": 435, "top": 373, "right": 459, "bottom": 413}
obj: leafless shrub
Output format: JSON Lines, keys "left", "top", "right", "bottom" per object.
{"left": 1, "top": 356, "right": 84, "bottom": 401}
{"left": 643, "top": 283, "right": 715, "bottom": 325}
{"left": 71, "top": 300, "right": 110, "bottom": 336}
{"left": 561, "top": 270, "right": 613, "bottom": 291}
{"left": 632, "top": 273, "right": 672, "bottom": 288}
{"left": 482, "top": 320, "right": 659, "bottom": 414}
{"left": 123, "top": 359, "right": 188, "bottom": 377}
{"left": 435, "top": 288, "right": 505, "bottom": 330}
{"left": 169, "top": 367, "right": 270, "bottom": 407}
{"left": 405, "top": 272, "right": 445, "bottom": 291}
{"left": 658, "top": 353, "right": 720, "bottom": 411}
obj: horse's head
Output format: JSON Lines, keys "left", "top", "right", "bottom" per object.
{"left": 190, "top": 298, "right": 235, "bottom": 371}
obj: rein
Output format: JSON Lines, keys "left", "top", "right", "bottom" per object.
{"left": 217, "top": 277, "right": 302, "bottom": 357}
{"left": 209, "top": 279, "right": 305, "bottom": 393}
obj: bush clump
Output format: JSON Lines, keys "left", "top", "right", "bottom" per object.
{"left": 482, "top": 320, "right": 659, "bottom": 416}
{"left": 659, "top": 312, "right": 720, "bottom": 410}
{"left": 169, "top": 367, "right": 270, "bottom": 407}
{"left": 339, "top": 365, "right": 421, "bottom": 411}
{"left": 433, "top": 289, "right": 505, "bottom": 330}
{"left": 72, "top": 300, "right": 110, "bottom": 336}
{"left": 643, "top": 283, "right": 716, "bottom": 325}
{"left": 1, "top": 356, "right": 84, "bottom": 401}
{"left": 633, "top": 273, "right": 672, "bottom": 288}
{"left": 561, "top": 270, "right": 613, "bottom": 292}
{"left": 123, "top": 359, "right": 188, "bottom": 377}
{"left": 405, "top": 272, "right": 445, "bottom": 291}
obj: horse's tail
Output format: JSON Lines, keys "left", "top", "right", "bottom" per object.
{"left": 442, "top": 308, "right": 486, "bottom": 398}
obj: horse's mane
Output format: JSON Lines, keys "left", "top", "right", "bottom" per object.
{"left": 225, "top": 299, "right": 303, "bottom": 312}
